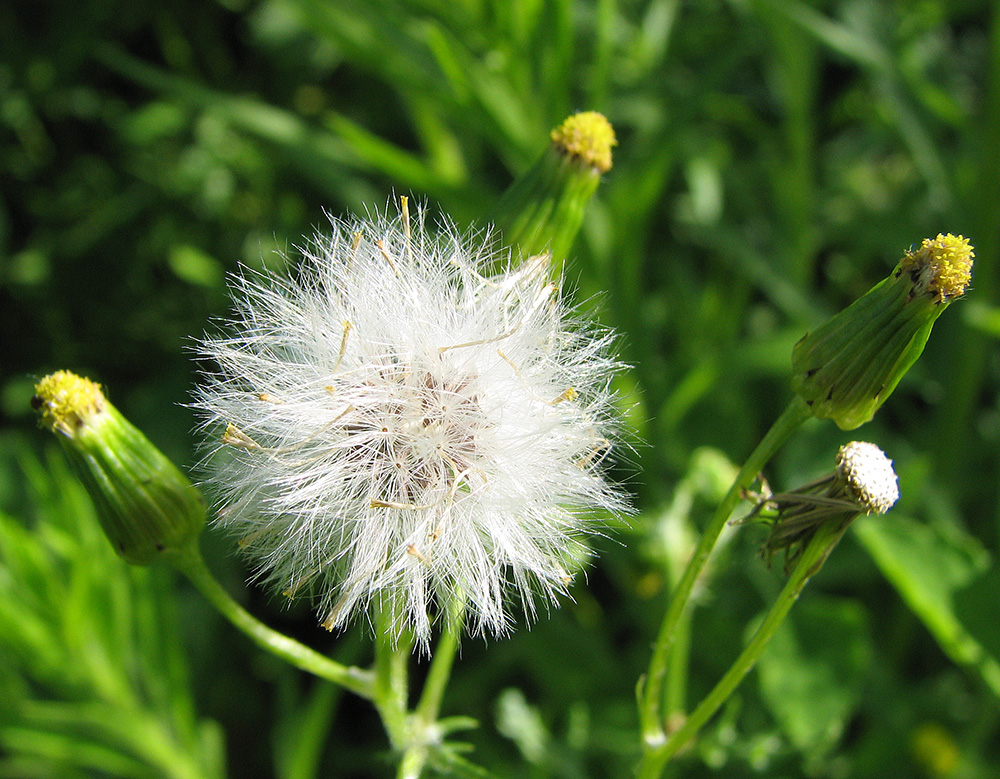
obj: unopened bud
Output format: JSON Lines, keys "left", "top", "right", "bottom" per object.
{"left": 33, "top": 371, "right": 204, "bottom": 565}
{"left": 792, "top": 234, "right": 973, "bottom": 430}
{"left": 488, "top": 111, "right": 616, "bottom": 264}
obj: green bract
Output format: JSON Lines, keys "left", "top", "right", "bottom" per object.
{"left": 488, "top": 111, "right": 616, "bottom": 265}
{"left": 33, "top": 371, "right": 205, "bottom": 565}
{"left": 792, "top": 234, "right": 973, "bottom": 430}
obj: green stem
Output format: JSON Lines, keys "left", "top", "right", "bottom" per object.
{"left": 396, "top": 747, "right": 427, "bottom": 779}
{"left": 168, "top": 544, "right": 374, "bottom": 699}
{"left": 415, "top": 606, "right": 464, "bottom": 724}
{"left": 662, "top": 509, "right": 694, "bottom": 732}
{"left": 663, "top": 602, "right": 691, "bottom": 727}
{"left": 372, "top": 611, "right": 414, "bottom": 751}
{"left": 640, "top": 397, "right": 812, "bottom": 744}
{"left": 398, "top": 604, "right": 466, "bottom": 779}
{"left": 637, "top": 518, "right": 849, "bottom": 778}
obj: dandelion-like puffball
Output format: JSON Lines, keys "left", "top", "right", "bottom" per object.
{"left": 193, "top": 207, "right": 627, "bottom": 644}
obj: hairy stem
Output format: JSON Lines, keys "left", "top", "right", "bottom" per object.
{"left": 373, "top": 610, "right": 414, "bottom": 751}
{"left": 397, "top": 604, "right": 466, "bottom": 778}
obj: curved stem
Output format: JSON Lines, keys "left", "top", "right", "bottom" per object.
{"left": 640, "top": 397, "right": 812, "bottom": 744}
{"left": 637, "top": 518, "right": 849, "bottom": 778}
{"left": 168, "top": 544, "right": 374, "bottom": 700}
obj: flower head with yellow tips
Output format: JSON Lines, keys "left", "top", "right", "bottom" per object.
{"left": 549, "top": 111, "right": 617, "bottom": 174}
{"left": 488, "top": 111, "right": 617, "bottom": 263}
{"left": 33, "top": 370, "right": 106, "bottom": 438}
{"left": 792, "top": 233, "right": 974, "bottom": 430}
{"left": 32, "top": 370, "right": 205, "bottom": 564}
{"left": 898, "top": 233, "right": 974, "bottom": 303}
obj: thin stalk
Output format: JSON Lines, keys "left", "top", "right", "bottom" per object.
{"left": 663, "top": 514, "right": 694, "bottom": 730}
{"left": 415, "top": 606, "right": 464, "bottom": 724}
{"left": 397, "top": 603, "right": 466, "bottom": 779}
{"left": 663, "top": 603, "right": 691, "bottom": 727}
{"left": 168, "top": 544, "right": 374, "bottom": 699}
{"left": 640, "top": 397, "right": 812, "bottom": 744}
{"left": 637, "top": 518, "right": 850, "bottom": 778}
{"left": 396, "top": 746, "right": 428, "bottom": 779}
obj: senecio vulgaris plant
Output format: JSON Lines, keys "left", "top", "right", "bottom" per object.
{"left": 32, "top": 108, "right": 975, "bottom": 778}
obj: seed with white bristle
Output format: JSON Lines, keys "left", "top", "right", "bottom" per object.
{"left": 192, "top": 206, "right": 629, "bottom": 646}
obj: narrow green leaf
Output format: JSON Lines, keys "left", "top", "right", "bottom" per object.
{"left": 273, "top": 682, "right": 339, "bottom": 779}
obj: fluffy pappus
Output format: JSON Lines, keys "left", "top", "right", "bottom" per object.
{"left": 193, "top": 205, "right": 628, "bottom": 645}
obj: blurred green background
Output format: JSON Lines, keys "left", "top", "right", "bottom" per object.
{"left": 2, "top": 0, "right": 1000, "bottom": 777}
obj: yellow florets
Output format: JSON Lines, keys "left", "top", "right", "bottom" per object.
{"left": 550, "top": 111, "right": 616, "bottom": 173}
{"left": 899, "top": 233, "right": 974, "bottom": 303}
{"left": 33, "top": 371, "right": 106, "bottom": 437}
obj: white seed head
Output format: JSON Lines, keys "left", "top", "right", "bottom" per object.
{"left": 193, "top": 207, "right": 628, "bottom": 644}
{"left": 835, "top": 441, "right": 899, "bottom": 515}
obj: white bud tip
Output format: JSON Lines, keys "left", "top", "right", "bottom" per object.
{"left": 836, "top": 441, "right": 899, "bottom": 514}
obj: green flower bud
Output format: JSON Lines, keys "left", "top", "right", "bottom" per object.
{"left": 792, "top": 234, "right": 974, "bottom": 430}
{"left": 32, "top": 371, "right": 204, "bottom": 565}
{"left": 745, "top": 441, "right": 899, "bottom": 571}
{"left": 488, "top": 111, "right": 616, "bottom": 264}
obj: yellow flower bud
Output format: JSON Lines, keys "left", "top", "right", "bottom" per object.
{"left": 792, "top": 234, "right": 973, "bottom": 430}
{"left": 488, "top": 111, "right": 616, "bottom": 264}
{"left": 33, "top": 371, "right": 205, "bottom": 565}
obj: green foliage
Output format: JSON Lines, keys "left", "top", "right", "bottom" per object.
{"left": 3, "top": 0, "right": 1000, "bottom": 776}
{"left": 756, "top": 597, "right": 871, "bottom": 760}
{"left": 856, "top": 514, "right": 1000, "bottom": 700}
{"left": 0, "top": 446, "right": 224, "bottom": 779}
